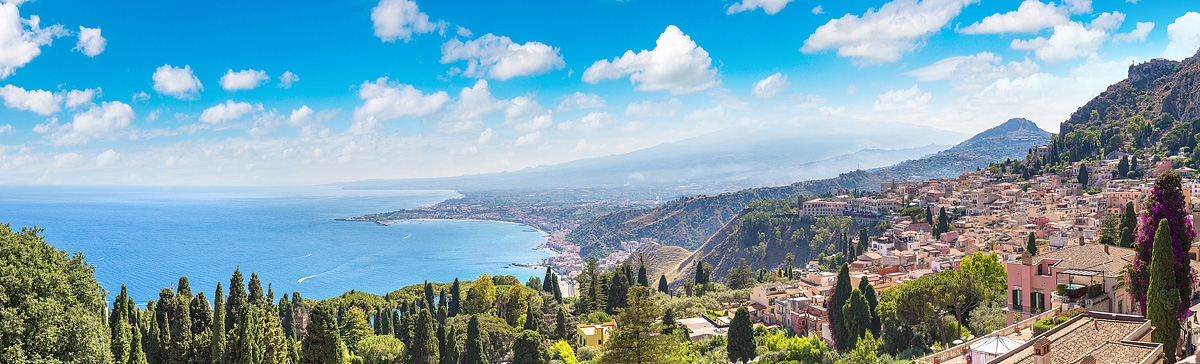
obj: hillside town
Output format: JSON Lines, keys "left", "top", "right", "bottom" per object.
{"left": 590, "top": 152, "right": 1200, "bottom": 363}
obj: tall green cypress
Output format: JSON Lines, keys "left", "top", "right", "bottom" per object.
{"left": 212, "top": 284, "right": 226, "bottom": 364}
{"left": 511, "top": 330, "right": 544, "bottom": 364}
{"left": 449, "top": 278, "right": 462, "bottom": 317}
{"left": 410, "top": 309, "right": 440, "bottom": 364}
{"left": 440, "top": 326, "right": 460, "bottom": 364}
{"left": 551, "top": 273, "right": 562, "bottom": 303}
{"left": 858, "top": 279, "right": 880, "bottom": 337}
{"left": 553, "top": 308, "right": 568, "bottom": 340}
{"left": 542, "top": 267, "right": 555, "bottom": 292}
{"left": 606, "top": 270, "right": 630, "bottom": 314}
{"left": 232, "top": 305, "right": 263, "bottom": 364}
{"left": 522, "top": 303, "right": 540, "bottom": 333}
{"left": 247, "top": 273, "right": 264, "bottom": 307}
{"left": 463, "top": 315, "right": 488, "bottom": 364}
{"left": 130, "top": 317, "right": 149, "bottom": 364}
{"left": 290, "top": 292, "right": 302, "bottom": 339}
{"left": 636, "top": 258, "right": 649, "bottom": 287}
{"left": 112, "top": 285, "right": 132, "bottom": 364}
{"left": 169, "top": 279, "right": 193, "bottom": 364}
{"left": 301, "top": 304, "right": 346, "bottom": 364}
{"left": 189, "top": 292, "right": 212, "bottom": 364}
{"left": 145, "top": 300, "right": 163, "bottom": 364}
{"left": 1026, "top": 232, "right": 1038, "bottom": 256}
{"left": 727, "top": 307, "right": 755, "bottom": 364}
{"left": 1148, "top": 220, "right": 1182, "bottom": 364}
{"left": 1120, "top": 202, "right": 1137, "bottom": 247}
{"left": 424, "top": 281, "right": 436, "bottom": 309}
{"left": 227, "top": 268, "right": 247, "bottom": 336}
{"left": 657, "top": 275, "right": 669, "bottom": 295}
{"left": 278, "top": 294, "right": 294, "bottom": 340}
{"left": 842, "top": 290, "right": 870, "bottom": 351}
{"left": 829, "top": 264, "right": 851, "bottom": 351}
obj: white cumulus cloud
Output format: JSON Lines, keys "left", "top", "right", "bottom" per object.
{"left": 438, "top": 79, "right": 507, "bottom": 133}
{"left": 351, "top": 77, "right": 450, "bottom": 134}
{"left": 65, "top": 88, "right": 97, "bottom": 108}
{"left": 0, "top": 85, "right": 60, "bottom": 115}
{"left": 441, "top": 34, "right": 565, "bottom": 80}
{"left": 220, "top": 69, "right": 269, "bottom": 91}
{"left": 504, "top": 96, "right": 554, "bottom": 132}
{"left": 0, "top": 3, "right": 68, "bottom": 79}
{"left": 1113, "top": 22, "right": 1154, "bottom": 44}
{"left": 74, "top": 26, "right": 105, "bottom": 57}
{"left": 1163, "top": 12, "right": 1200, "bottom": 61}
{"left": 726, "top": 0, "right": 795, "bottom": 15}
{"left": 801, "top": 0, "right": 978, "bottom": 65}
{"left": 555, "top": 92, "right": 606, "bottom": 112}
{"left": 959, "top": 0, "right": 1067, "bottom": 34}
{"left": 371, "top": 0, "right": 440, "bottom": 42}
{"left": 1010, "top": 13, "right": 1119, "bottom": 64}
{"left": 152, "top": 64, "right": 203, "bottom": 99}
{"left": 278, "top": 71, "right": 299, "bottom": 89}
{"left": 96, "top": 149, "right": 119, "bottom": 167}
{"left": 199, "top": 100, "right": 260, "bottom": 124}
{"left": 515, "top": 130, "right": 542, "bottom": 146}
{"left": 55, "top": 101, "right": 134, "bottom": 146}
{"left": 752, "top": 72, "right": 790, "bottom": 99}
{"left": 583, "top": 25, "right": 720, "bottom": 94}
{"left": 558, "top": 112, "right": 614, "bottom": 132}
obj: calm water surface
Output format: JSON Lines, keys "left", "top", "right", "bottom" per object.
{"left": 0, "top": 185, "right": 551, "bottom": 303}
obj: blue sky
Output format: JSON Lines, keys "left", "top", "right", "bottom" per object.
{"left": 0, "top": 0, "right": 1198, "bottom": 185}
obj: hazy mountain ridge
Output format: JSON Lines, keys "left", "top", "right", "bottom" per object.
{"left": 567, "top": 118, "right": 1051, "bottom": 259}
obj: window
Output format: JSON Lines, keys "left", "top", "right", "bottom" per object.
{"left": 1012, "top": 288, "right": 1023, "bottom": 310}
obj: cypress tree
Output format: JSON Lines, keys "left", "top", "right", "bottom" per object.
{"left": 542, "top": 267, "right": 555, "bottom": 292}
{"left": 146, "top": 300, "right": 163, "bottom": 364}
{"left": 410, "top": 309, "right": 440, "bottom": 364}
{"left": 391, "top": 310, "right": 403, "bottom": 341}
{"left": 551, "top": 273, "right": 562, "bottom": 303}
{"left": 449, "top": 278, "right": 462, "bottom": 317}
{"left": 130, "top": 318, "right": 149, "bottom": 364}
{"left": 727, "top": 307, "right": 755, "bottom": 364}
{"left": 189, "top": 292, "right": 213, "bottom": 364}
{"left": 463, "top": 315, "right": 488, "bottom": 364}
{"left": 1118, "top": 155, "right": 1130, "bottom": 177}
{"left": 661, "top": 308, "right": 676, "bottom": 335}
{"left": 636, "top": 257, "right": 649, "bottom": 287}
{"left": 858, "top": 229, "right": 870, "bottom": 252}
{"left": 290, "top": 292, "right": 302, "bottom": 339}
{"left": 227, "top": 268, "right": 246, "bottom": 336}
{"left": 842, "top": 290, "right": 870, "bottom": 351}
{"left": 858, "top": 279, "right": 880, "bottom": 337}
{"left": 278, "top": 294, "right": 294, "bottom": 340}
{"left": 436, "top": 320, "right": 447, "bottom": 358}
{"left": 1148, "top": 219, "right": 1182, "bottom": 364}
{"left": 1026, "top": 232, "right": 1038, "bottom": 256}
{"left": 112, "top": 285, "right": 132, "bottom": 364}
{"left": 300, "top": 304, "right": 347, "bottom": 364}
{"left": 1077, "top": 163, "right": 1089, "bottom": 186}
{"left": 606, "top": 270, "right": 631, "bottom": 314}
{"left": 425, "top": 281, "right": 436, "bottom": 309}
{"left": 829, "top": 264, "right": 852, "bottom": 351}
{"left": 212, "top": 284, "right": 226, "bottom": 364}
{"left": 1120, "top": 201, "right": 1137, "bottom": 247}
{"left": 440, "top": 326, "right": 460, "bottom": 364}
{"left": 523, "top": 303, "right": 541, "bottom": 333}
{"left": 553, "top": 308, "right": 568, "bottom": 340}
{"left": 657, "top": 275, "right": 669, "bottom": 295}
{"left": 925, "top": 206, "right": 934, "bottom": 225}
{"left": 247, "top": 273, "right": 264, "bottom": 307}
{"left": 232, "top": 304, "right": 263, "bottom": 364}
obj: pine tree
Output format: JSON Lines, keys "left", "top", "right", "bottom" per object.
{"left": 858, "top": 279, "right": 880, "bottom": 337}
{"left": 727, "top": 307, "right": 754, "bottom": 364}
{"left": 1025, "top": 232, "right": 1038, "bottom": 256}
{"left": 341, "top": 306, "right": 373, "bottom": 353}
{"left": 842, "top": 290, "right": 870, "bottom": 351}
{"left": 212, "top": 284, "right": 226, "bottom": 364}
{"left": 449, "top": 278, "right": 462, "bottom": 317}
{"left": 598, "top": 286, "right": 678, "bottom": 364}
{"left": 300, "top": 304, "right": 347, "bottom": 364}
{"left": 463, "top": 315, "right": 488, "bottom": 364}
{"left": 1148, "top": 220, "right": 1182, "bottom": 364}
{"left": 829, "top": 264, "right": 852, "bottom": 351}
{"left": 1132, "top": 171, "right": 1197, "bottom": 316}
{"left": 657, "top": 275, "right": 669, "bottom": 295}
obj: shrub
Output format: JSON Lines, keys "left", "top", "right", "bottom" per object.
{"left": 1056, "top": 284, "right": 1067, "bottom": 296}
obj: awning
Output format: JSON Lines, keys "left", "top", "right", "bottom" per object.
{"left": 1059, "top": 269, "right": 1101, "bottom": 276}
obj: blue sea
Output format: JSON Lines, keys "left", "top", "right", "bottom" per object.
{"left": 0, "top": 185, "right": 552, "bottom": 304}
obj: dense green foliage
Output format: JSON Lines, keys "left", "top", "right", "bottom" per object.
{"left": 0, "top": 224, "right": 111, "bottom": 364}
{"left": 1149, "top": 220, "right": 1182, "bottom": 364}
{"left": 598, "top": 286, "right": 683, "bottom": 364}
{"left": 726, "top": 307, "right": 754, "bottom": 363}
{"left": 829, "top": 264, "right": 852, "bottom": 351}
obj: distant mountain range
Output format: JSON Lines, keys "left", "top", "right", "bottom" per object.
{"left": 339, "top": 120, "right": 965, "bottom": 193}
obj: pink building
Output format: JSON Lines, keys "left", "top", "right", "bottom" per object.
{"left": 1005, "top": 243, "right": 1136, "bottom": 324}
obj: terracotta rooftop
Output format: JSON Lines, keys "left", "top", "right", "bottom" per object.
{"left": 1032, "top": 243, "right": 1134, "bottom": 277}
{"left": 995, "top": 314, "right": 1155, "bottom": 364}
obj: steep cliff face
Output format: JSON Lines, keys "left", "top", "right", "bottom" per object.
{"left": 1060, "top": 48, "right": 1200, "bottom": 139}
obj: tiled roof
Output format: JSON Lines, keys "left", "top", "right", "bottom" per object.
{"left": 999, "top": 317, "right": 1150, "bottom": 364}
{"left": 1033, "top": 244, "right": 1134, "bottom": 277}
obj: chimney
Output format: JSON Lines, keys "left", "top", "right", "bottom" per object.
{"left": 1104, "top": 244, "right": 1109, "bottom": 254}
{"left": 1032, "top": 337, "right": 1052, "bottom": 364}
{"left": 1022, "top": 253, "right": 1033, "bottom": 266}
